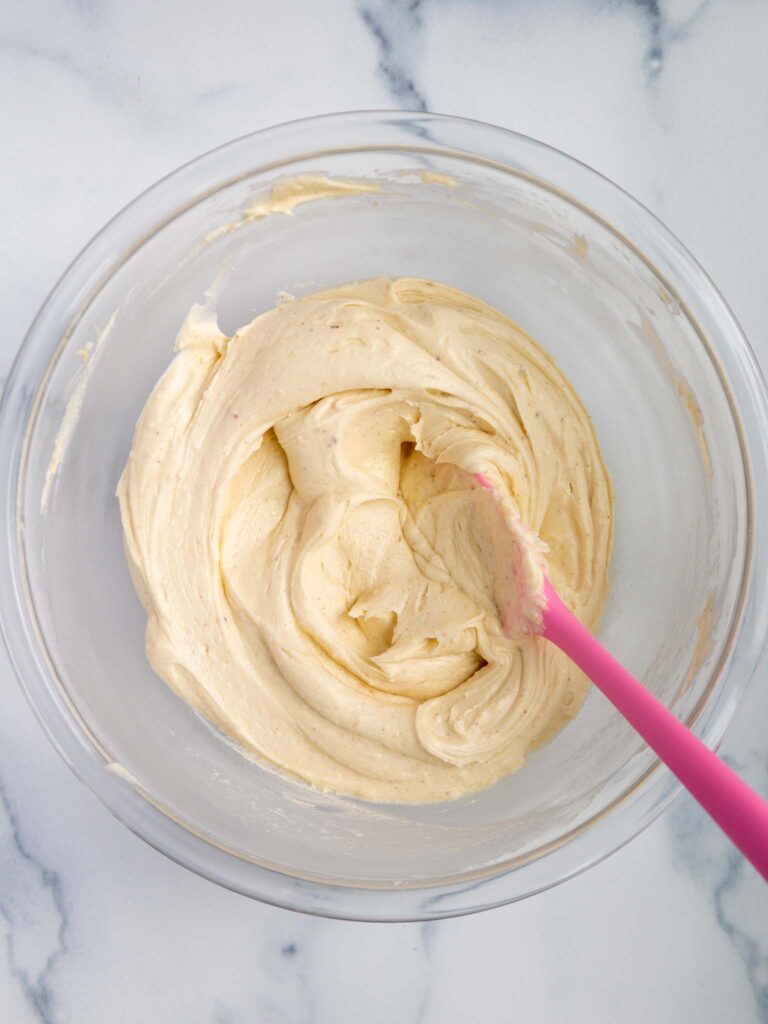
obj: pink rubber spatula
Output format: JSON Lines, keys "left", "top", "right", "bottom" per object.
{"left": 475, "top": 473, "right": 768, "bottom": 881}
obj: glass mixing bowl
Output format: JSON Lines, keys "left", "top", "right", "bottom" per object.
{"left": 1, "top": 111, "right": 767, "bottom": 921}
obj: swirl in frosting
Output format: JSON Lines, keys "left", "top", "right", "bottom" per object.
{"left": 119, "top": 278, "right": 613, "bottom": 802}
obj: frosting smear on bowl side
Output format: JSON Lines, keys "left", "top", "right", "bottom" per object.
{"left": 119, "top": 278, "right": 613, "bottom": 802}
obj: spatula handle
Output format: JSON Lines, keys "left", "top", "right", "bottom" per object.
{"left": 542, "top": 581, "right": 768, "bottom": 881}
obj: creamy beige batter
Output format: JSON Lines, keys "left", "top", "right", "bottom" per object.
{"left": 119, "top": 278, "right": 613, "bottom": 802}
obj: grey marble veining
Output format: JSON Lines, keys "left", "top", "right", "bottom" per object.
{"left": 631, "top": 0, "right": 716, "bottom": 80}
{"left": 0, "top": 773, "right": 68, "bottom": 1024}
{"left": 1, "top": 1, "right": 768, "bottom": 1021}
{"left": 358, "top": 1, "right": 429, "bottom": 110}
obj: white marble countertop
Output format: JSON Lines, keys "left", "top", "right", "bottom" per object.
{"left": 2, "top": 1, "right": 768, "bottom": 1021}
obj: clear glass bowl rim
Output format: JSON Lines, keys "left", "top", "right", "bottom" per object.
{"left": 2, "top": 109, "right": 767, "bottom": 922}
